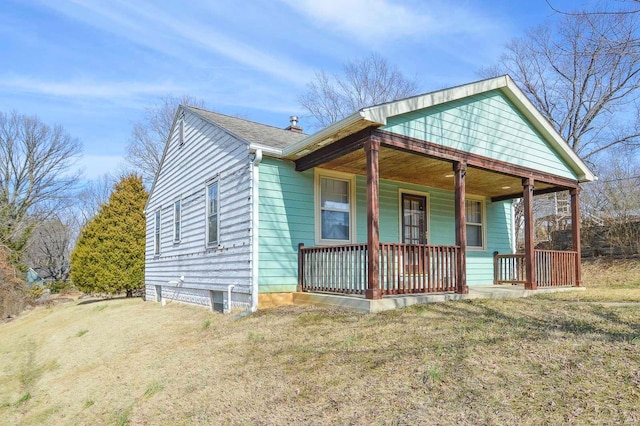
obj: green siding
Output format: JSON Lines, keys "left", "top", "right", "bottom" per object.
{"left": 382, "top": 91, "right": 577, "bottom": 180}
{"left": 258, "top": 159, "right": 514, "bottom": 292}
{"left": 258, "top": 158, "right": 314, "bottom": 293}
{"left": 356, "top": 178, "right": 512, "bottom": 285}
{"left": 467, "top": 198, "right": 513, "bottom": 285}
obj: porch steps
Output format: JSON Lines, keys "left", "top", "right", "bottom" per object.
{"left": 292, "top": 285, "right": 585, "bottom": 313}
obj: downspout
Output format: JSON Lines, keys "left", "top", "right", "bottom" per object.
{"left": 226, "top": 284, "right": 235, "bottom": 313}
{"left": 250, "top": 149, "right": 263, "bottom": 313}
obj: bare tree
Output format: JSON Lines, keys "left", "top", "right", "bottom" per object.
{"left": 22, "top": 215, "right": 73, "bottom": 281}
{"left": 0, "top": 111, "right": 81, "bottom": 260}
{"left": 299, "top": 53, "right": 420, "bottom": 129}
{"left": 126, "top": 95, "right": 205, "bottom": 186}
{"left": 481, "top": 10, "right": 640, "bottom": 162}
{"left": 581, "top": 147, "right": 640, "bottom": 255}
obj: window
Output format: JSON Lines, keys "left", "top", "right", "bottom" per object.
{"left": 173, "top": 200, "right": 181, "bottom": 242}
{"left": 206, "top": 180, "right": 219, "bottom": 246}
{"left": 465, "top": 199, "right": 484, "bottom": 249}
{"left": 154, "top": 210, "right": 161, "bottom": 255}
{"left": 316, "top": 171, "right": 354, "bottom": 244}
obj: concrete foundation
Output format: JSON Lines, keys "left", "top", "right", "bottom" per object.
{"left": 292, "top": 285, "right": 585, "bottom": 313}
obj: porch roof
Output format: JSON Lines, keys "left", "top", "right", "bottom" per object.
{"left": 319, "top": 144, "right": 559, "bottom": 200}
{"left": 290, "top": 126, "right": 579, "bottom": 200}
{"left": 274, "top": 75, "right": 596, "bottom": 186}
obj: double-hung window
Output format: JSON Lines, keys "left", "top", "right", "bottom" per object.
{"left": 173, "top": 200, "right": 181, "bottom": 242}
{"left": 206, "top": 180, "right": 219, "bottom": 247}
{"left": 154, "top": 210, "right": 161, "bottom": 255}
{"left": 465, "top": 199, "right": 484, "bottom": 249}
{"left": 316, "top": 171, "right": 354, "bottom": 244}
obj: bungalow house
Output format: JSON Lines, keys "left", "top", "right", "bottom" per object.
{"left": 144, "top": 75, "right": 595, "bottom": 313}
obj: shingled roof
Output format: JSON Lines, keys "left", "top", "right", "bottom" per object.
{"left": 185, "top": 106, "right": 307, "bottom": 149}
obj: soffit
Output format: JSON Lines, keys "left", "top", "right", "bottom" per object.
{"left": 321, "top": 146, "right": 555, "bottom": 198}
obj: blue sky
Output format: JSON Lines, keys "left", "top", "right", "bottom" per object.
{"left": 0, "top": 0, "right": 583, "bottom": 180}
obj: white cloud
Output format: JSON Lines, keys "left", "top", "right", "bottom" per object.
{"left": 279, "top": 0, "right": 496, "bottom": 42}
{"left": 37, "top": 0, "right": 315, "bottom": 87}
{"left": 0, "top": 77, "right": 182, "bottom": 100}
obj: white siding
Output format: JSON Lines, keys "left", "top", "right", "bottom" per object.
{"left": 145, "top": 110, "right": 252, "bottom": 310}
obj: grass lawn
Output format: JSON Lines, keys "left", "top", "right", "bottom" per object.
{"left": 1, "top": 259, "right": 639, "bottom": 425}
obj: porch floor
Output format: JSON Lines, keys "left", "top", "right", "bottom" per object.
{"left": 292, "top": 285, "right": 586, "bottom": 313}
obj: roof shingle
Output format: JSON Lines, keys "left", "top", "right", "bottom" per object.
{"left": 185, "top": 106, "right": 307, "bottom": 149}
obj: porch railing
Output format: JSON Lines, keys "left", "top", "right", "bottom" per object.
{"left": 535, "top": 250, "right": 577, "bottom": 287}
{"left": 299, "top": 244, "right": 368, "bottom": 294}
{"left": 494, "top": 250, "right": 577, "bottom": 287}
{"left": 380, "top": 243, "right": 458, "bottom": 294}
{"left": 493, "top": 253, "right": 526, "bottom": 284}
{"left": 299, "top": 243, "right": 459, "bottom": 296}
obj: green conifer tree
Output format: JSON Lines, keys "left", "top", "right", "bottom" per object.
{"left": 71, "top": 175, "right": 147, "bottom": 297}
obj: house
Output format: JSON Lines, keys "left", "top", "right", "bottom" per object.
{"left": 144, "top": 75, "right": 595, "bottom": 313}
{"left": 25, "top": 268, "right": 43, "bottom": 286}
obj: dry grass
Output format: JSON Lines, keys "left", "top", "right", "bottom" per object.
{"left": 1, "top": 263, "right": 639, "bottom": 425}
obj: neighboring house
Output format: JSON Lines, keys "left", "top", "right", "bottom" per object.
{"left": 145, "top": 75, "right": 595, "bottom": 312}
{"left": 25, "top": 268, "right": 43, "bottom": 286}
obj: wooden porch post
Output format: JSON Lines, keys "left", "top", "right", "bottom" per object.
{"left": 570, "top": 188, "right": 583, "bottom": 287}
{"left": 522, "top": 177, "right": 537, "bottom": 290}
{"left": 365, "top": 138, "right": 381, "bottom": 299}
{"left": 454, "top": 161, "right": 469, "bottom": 294}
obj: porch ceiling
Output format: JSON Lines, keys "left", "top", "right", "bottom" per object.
{"left": 320, "top": 146, "right": 556, "bottom": 199}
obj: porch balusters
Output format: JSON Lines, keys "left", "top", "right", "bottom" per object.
{"left": 299, "top": 243, "right": 460, "bottom": 295}
{"left": 494, "top": 250, "right": 577, "bottom": 287}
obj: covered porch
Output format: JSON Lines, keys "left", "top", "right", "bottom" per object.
{"left": 294, "top": 127, "right": 584, "bottom": 299}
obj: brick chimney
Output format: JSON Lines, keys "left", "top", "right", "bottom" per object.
{"left": 285, "top": 115, "right": 303, "bottom": 133}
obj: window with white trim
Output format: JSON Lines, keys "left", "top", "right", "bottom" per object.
{"left": 316, "top": 172, "right": 354, "bottom": 243}
{"left": 206, "top": 180, "right": 219, "bottom": 246}
{"left": 465, "top": 199, "right": 484, "bottom": 249}
{"left": 154, "top": 209, "right": 161, "bottom": 255}
{"left": 173, "top": 200, "right": 181, "bottom": 242}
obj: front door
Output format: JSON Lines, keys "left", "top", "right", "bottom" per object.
{"left": 401, "top": 193, "right": 428, "bottom": 244}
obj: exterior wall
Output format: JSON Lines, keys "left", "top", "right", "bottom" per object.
{"left": 382, "top": 91, "right": 578, "bottom": 180}
{"left": 258, "top": 159, "right": 514, "bottom": 292}
{"left": 355, "top": 177, "right": 513, "bottom": 285}
{"left": 145, "top": 109, "right": 252, "bottom": 310}
{"left": 258, "top": 157, "right": 314, "bottom": 292}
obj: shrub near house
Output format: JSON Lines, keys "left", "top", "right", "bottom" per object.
{"left": 71, "top": 175, "right": 147, "bottom": 297}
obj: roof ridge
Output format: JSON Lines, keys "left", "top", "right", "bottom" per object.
{"left": 184, "top": 105, "right": 307, "bottom": 135}
{"left": 362, "top": 75, "right": 509, "bottom": 111}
